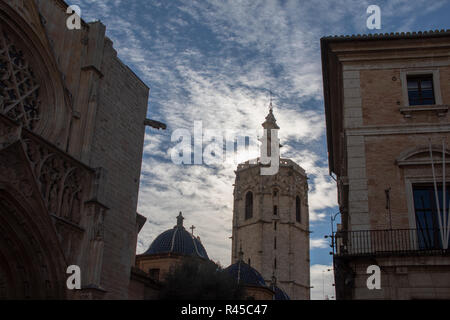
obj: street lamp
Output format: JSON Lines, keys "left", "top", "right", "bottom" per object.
{"left": 322, "top": 268, "right": 333, "bottom": 300}
{"left": 324, "top": 211, "right": 341, "bottom": 254}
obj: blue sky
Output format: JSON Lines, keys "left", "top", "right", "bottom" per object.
{"left": 76, "top": 0, "right": 450, "bottom": 299}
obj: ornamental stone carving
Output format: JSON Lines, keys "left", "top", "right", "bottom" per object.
{"left": 0, "top": 25, "right": 40, "bottom": 130}
{"left": 23, "top": 138, "right": 89, "bottom": 225}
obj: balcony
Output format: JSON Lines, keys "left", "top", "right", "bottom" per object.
{"left": 334, "top": 228, "right": 450, "bottom": 257}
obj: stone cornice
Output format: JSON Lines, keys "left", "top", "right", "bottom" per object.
{"left": 346, "top": 123, "right": 450, "bottom": 136}
{"left": 236, "top": 218, "right": 309, "bottom": 233}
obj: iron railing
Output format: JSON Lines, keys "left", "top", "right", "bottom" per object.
{"left": 334, "top": 228, "right": 450, "bottom": 257}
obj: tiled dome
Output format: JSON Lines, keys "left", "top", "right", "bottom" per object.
{"left": 225, "top": 260, "right": 267, "bottom": 287}
{"left": 273, "top": 286, "right": 290, "bottom": 300}
{"left": 143, "top": 212, "right": 209, "bottom": 259}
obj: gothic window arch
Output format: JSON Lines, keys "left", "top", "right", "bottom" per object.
{"left": 0, "top": 24, "right": 41, "bottom": 130}
{"left": 0, "top": 15, "right": 71, "bottom": 146}
{"left": 245, "top": 191, "right": 253, "bottom": 220}
{"left": 296, "top": 196, "right": 301, "bottom": 223}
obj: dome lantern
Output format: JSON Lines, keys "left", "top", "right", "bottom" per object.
{"left": 176, "top": 212, "right": 184, "bottom": 228}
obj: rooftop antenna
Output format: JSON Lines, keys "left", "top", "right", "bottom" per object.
{"left": 238, "top": 241, "right": 244, "bottom": 261}
{"left": 271, "top": 269, "right": 277, "bottom": 290}
{"left": 237, "top": 241, "right": 244, "bottom": 284}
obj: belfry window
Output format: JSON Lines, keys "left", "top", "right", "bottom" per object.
{"left": 296, "top": 196, "right": 301, "bottom": 223}
{"left": 245, "top": 191, "right": 253, "bottom": 220}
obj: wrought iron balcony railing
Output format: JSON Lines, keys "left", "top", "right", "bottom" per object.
{"left": 333, "top": 228, "right": 450, "bottom": 257}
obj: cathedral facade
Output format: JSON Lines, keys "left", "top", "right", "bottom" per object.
{"left": 0, "top": 0, "right": 152, "bottom": 299}
{"left": 231, "top": 108, "right": 311, "bottom": 300}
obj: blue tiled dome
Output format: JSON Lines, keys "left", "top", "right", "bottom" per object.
{"left": 274, "top": 286, "right": 290, "bottom": 300}
{"left": 225, "top": 260, "right": 267, "bottom": 287}
{"left": 144, "top": 213, "right": 209, "bottom": 259}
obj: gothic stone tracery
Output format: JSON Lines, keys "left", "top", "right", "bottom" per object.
{"left": 23, "top": 137, "right": 87, "bottom": 225}
{"left": 0, "top": 25, "right": 40, "bottom": 130}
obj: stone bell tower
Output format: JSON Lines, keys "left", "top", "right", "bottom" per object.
{"left": 231, "top": 102, "right": 310, "bottom": 300}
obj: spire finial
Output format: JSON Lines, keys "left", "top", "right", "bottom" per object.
{"left": 176, "top": 212, "right": 184, "bottom": 228}
{"left": 262, "top": 91, "right": 279, "bottom": 129}
{"left": 269, "top": 90, "right": 273, "bottom": 112}
{"left": 190, "top": 225, "right": 196, "bottom": 235}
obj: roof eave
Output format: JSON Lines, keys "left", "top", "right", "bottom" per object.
{"left": 320, "top": 37, "right": 336, "bottom": 176}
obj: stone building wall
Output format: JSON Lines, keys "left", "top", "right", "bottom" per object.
{"left": 245, "top": 286, "right": 275, "bottom": 300}
{"left": 88, "top": 38, "right": 148, "bottom": 299}
{"left": 323, "top": 31, "right": 450, "bottom": 300}
{"left": 348, "top": 256, "right": 450, "bottom": 300}
{"left": 136, "top": 255, "right": 186, "bottom": 283}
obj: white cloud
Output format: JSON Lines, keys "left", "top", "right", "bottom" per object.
{"left": 310, "top": 264, "right": 335, "bottom": 300}
{"left": 78, "top": 0, "right": 340, "bottom": 266}
{"left": 310, "top": 238, "right": 329, "bottom": 249}
{"left": 76, "top": 0, "right": 449, "bottom": 277}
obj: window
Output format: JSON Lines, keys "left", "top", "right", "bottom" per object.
{"left": 273, "top": 189, "right": 278, "bottom": 197}
{"left": 274, "top": 258, "right": 277, "bottom": 270}
{"left": 273, "top": 205, "right": 278, "bottom": 216}
{"left": 296, "top": 196, "right": 301, "bottom": 223}
{"left": 245, "top": 191, "right": 253, "bottom": 220}
{"left": 0, "top": 27, "right": 41, "bottom": 130}
{"left": 413, "top": 184, "right": 450, "bottom": 249}
{"left": 149, "top": 268, "right": 160, "bottom": 281}
{"left": 274, "top": 221, "right": 277, "bottom": 231}
{"left": 407, "top": 75, "right": 435, "bottom": 106}
{"left": 274, "top": 236, "right": 277, "bottom": 250}
{"left": 248, "top": 258, "right": 251, "bottom": 266}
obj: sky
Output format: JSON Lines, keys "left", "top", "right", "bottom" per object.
{"left": 75, "top": 0, "right": 450, "bottom": 300}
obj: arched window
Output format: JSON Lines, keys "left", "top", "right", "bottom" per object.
{"left": 0, "top": 25, "right": 41, "bottom": 131}
{"left": 296, "top": 196, "right": 301, "bottom": 223}
{"left": 245, "top": 191, "right": 253, "bottom": 220}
